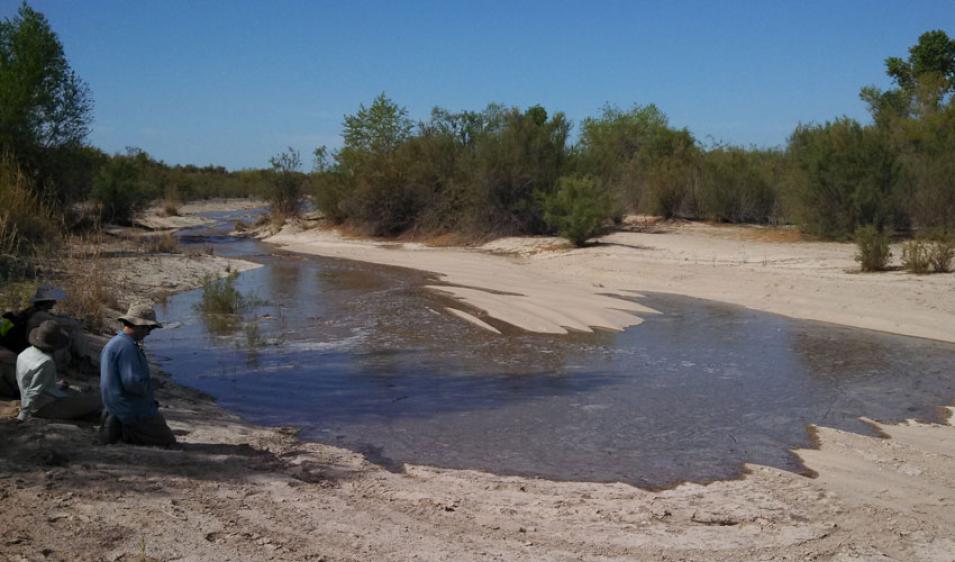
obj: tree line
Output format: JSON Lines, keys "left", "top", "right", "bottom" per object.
{"left": 311, "top": 30, "right": 954, "bottom": 244}
{"left": 3, "top": 1, "right": 954, "bottom": 270}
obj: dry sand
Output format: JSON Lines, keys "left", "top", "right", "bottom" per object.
{"left": 3, "top": 216, "right": 954, "bottom": 561}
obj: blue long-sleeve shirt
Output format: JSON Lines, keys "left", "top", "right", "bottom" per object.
{"left": 100, "top": 332, "right": 158, "bottom": 422}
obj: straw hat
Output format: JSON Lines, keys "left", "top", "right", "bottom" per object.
{"left": 118, "top": 302, "right": 163, "bottom": 328}
{"left": 28, "top": 320, "right": 71, "bottom": 352}
{"left": 31, "top": 285, "right": 66, "bottom": 304}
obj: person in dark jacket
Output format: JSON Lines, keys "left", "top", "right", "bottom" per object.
{"left": 1, "top": 286, "right": 66, "bottom": 398}
{"left": 99, "top": 302, "right": 175, "bottom": 447}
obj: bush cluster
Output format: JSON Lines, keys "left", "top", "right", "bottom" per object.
{"left": 902, "top": 235, "right": 954, "bottom": 273}
{"left": 854, "top": 226, "right": 892, "bottom": 272}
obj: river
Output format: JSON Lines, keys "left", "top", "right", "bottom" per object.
{"left": 148, "top": 210, "right": 955, "bottom": 489}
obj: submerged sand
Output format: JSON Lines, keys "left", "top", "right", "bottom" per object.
{"left": 2, "top": 215, "right": 954, "bottom": 561}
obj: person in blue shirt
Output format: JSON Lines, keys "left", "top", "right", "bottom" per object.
{"left": 99, "top": 302, "right": 175, "bottom": 447}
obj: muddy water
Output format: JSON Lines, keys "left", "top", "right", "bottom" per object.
{"left": 149, "top": 214, "right": 955, "bottom": 488}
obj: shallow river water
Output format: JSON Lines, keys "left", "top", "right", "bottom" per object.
{"left": 149, "top": 212, "right": 955, "bottom": 489}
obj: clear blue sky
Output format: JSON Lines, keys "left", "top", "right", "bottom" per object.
{"left": 3, "top": 0, "right": 954, "bottom": 170}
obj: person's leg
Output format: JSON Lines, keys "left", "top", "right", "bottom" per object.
{"left": 99, "top": 411, "right": 123, "bottom": 444}
{"left": 121, "top": 414, "right": 176, "bottom": 447}
{"left": 33, "top": 391, "right": 102, "bottom": 420}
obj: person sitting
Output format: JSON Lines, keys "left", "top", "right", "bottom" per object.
{"left": 16, "top": 320, "right": 102, "bottom": 421}
{"left": 99, "top": 303, "right": 176, "bottom": 447}
{"left": 2, "top": 286, "right": 68, "bottom": 398}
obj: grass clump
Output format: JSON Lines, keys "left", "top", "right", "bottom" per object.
{"left": 854, "top": 225, "right": 892, "bottom": 272}
{"left": 57, "top": 238, "right": 122, "bottom": 332}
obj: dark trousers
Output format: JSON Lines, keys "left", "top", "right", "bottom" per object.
{"left": 99, "top": 411, "right": 176, "bottom": 447}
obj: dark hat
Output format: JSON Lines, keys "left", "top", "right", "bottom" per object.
{"left": 31, "top": 285, "right": 66, "bottom": 304}
{"left": 28, "top": 320, "right": 70, "bottom": 352}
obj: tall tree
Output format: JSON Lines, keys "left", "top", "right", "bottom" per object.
{"left": 0, "top": 3, "right": 93, "bottom": 198}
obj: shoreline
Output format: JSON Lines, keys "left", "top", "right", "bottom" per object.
{"left": 2, "top": 212, "right": 954, "bottom": 560}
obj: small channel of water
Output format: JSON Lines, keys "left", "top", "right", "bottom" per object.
{"left": 149, "top": 211, "right": 955, "bottom": 489}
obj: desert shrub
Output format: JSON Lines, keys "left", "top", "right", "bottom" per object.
{"left": 141, "top": 232, "right": 180, "bottom": 254}
{"left": 928, "top": 235, "right": 954, "bottom": 272}
{"left": 699, "top": 147, "right": 779, "bottom": 223}
{"left": 162, "top": 199, "right": 179, "bottom": 217}
{"left": 854, "top": 225, "right": 892, "bottom": 272}
{"left": 901, "top": 239, "right": 932, "bottom": 273}
{"left": 90, "top": 157, "right": 150, "bottom": 224}
{"left": 543, "top": 176, "right": 613, "bottom": 246}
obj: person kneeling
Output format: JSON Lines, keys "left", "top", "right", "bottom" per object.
{"left": 16, "top": 320, "right": 102, "bottom": 421}
{"left": 99, "top": 303, "right": 176, "bottom": 447}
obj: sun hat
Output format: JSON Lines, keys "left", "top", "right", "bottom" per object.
{"left": 28, "top": 320, "right": 71, "bottom": 352}
{"left": 118, "top": 302, "right": 163, "bottom": 328}
{"left": 31, "top": 285, "right": 66, "bottom": 304}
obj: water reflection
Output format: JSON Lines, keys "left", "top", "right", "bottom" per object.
{"left": 150, "top": 223, "right": 955, "bottom": 489}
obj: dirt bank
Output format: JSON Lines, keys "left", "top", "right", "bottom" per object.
{"left": 2, "top": 215, "right": 954, "bottom": 561}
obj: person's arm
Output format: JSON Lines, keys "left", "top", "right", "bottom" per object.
{"left": 117, "top": 343, "right": 149, "bottom": 396}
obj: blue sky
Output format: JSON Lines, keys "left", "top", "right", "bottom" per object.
{"left": 3, "top": 0, "right": 954, "bottom": 170}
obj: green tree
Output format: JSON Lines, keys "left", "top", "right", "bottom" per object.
{"left": 862, "top": 30, "right": 955, "bottom": 123}
{"left": 577, "top": 104, "right": 699, "bottom": 217}
{"left": 341, "top": 93, "right": 413, "bottom": 159}
{"left": 0, "top": 3, "right": 93, "bottom": 199}
{"left": 268, "top": 147, "right": 304, "bottom": 216}
{"left": 788, "top": 118, "right": 900, "bottom": 238}
{"left": 90, "top": 156, "right": 149, "bottom": 225}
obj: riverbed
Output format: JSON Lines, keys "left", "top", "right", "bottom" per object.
{"left": 148, "top": 212, "right": 955, "bottom": 489}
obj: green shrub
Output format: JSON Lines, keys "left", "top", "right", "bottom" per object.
{"left": 901, "top": 239, "right": 931, "bottom": 273}
{"left": 543, "top": 176, "right": 613, "bottom": 246}
{"left": 196, "top": 273, "right": 245, "bottom": 315}
{"left": 854, "top": 225, "right": 892, "bottom": 272}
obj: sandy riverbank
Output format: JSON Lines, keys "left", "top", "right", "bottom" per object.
{"left": 267, "top": 219, "right": 955, "bottom": 342}
{"left": 3, "top": 214, "right": 955, "bottom": 561}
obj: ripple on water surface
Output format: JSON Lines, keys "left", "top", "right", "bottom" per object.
{"left": 149, "top": 238, "right": 955, "bottom": 489}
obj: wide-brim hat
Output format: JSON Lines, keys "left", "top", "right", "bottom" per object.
{"left": 31, "top": 285, "right": 66, "bottom": 304}
{"left": 28, "top": 320, "right": 71, "bottom": 352}
{"left": 118, "top": 302, "right": 163, "bottom": 328}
